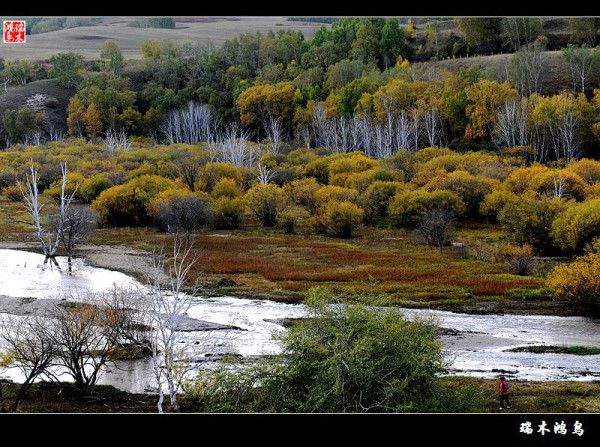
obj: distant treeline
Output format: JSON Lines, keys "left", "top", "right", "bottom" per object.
{"left": 128, "top": 17, "right": 177, "bottom": 29}
{"left": 24, "top": 17, "right": 101, "bottom": 35}
{"left": 287, "top": 17, "right": 338, "bottom": 25}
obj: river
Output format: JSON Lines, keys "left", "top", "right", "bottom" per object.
{"left": 0, "top": 248, "right": 599, "bottom": 393}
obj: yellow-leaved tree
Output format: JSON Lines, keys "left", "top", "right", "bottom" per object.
{"left": 465, "top": 80, "right": 518, "bottom": 141}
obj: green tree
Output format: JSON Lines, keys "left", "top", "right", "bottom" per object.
{"left": 100, "top": 40, "right": 124, "bottom": 76}
{"left": 352, "top": 18, "right": 385, "bottom": 67}
{"left": 2, "top": 106, "right": 40, "bottom": 143}
{"left": 3, "top": 60, "right": 33, "bottom": 85}
{"left": 380, "top": 18, "right": 410, "bottom": 67}
{"left": 455, "top": 18, "right": 502, "bottom": 53}
{"left": 49, "top": 52, "right": 85, "bottom": 88}
{"left": 568, "top": 18, "right": 600, "bottom": 46}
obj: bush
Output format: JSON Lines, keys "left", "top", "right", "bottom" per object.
{"left": 499, "top": 244, "right": 536, "bottom": 276}
{"left": 318, "top": 200, "right": 363, "bottom": 237}
{"left": 414, "top": 208, "right": 455, "bottom": 253}
{"left": 314, "top": 185, "right": 359, "bottom": 207}
{"left": 278, "top": 207, "right": 311, "bottom": 234}
{"left": 91, "top": 175, "right": 177, "bottom": 226}
{"left": 388, "top": 189, "right": 466, "bottom": 227}
{"left": 211, "top": 196, "right": 244, "bottom": 230}
{"left": 244, "top": 183, "right": 286, "bottom": 227}
{"left": 45, "top": 172, "right": 85, "bottom": 202}
{"left": 551, "top": 199, "right": 600, "bottom": 253}
{"left": 497, "top": 191, "right": 567, "bottom": 253}
{"left": 360, "top": 180, "right": 407, "bottom": 224}
{"left": 479, "top": 189, "right": 517, "bottom": 219}
{"left": 547, "top": 242, "right": 600, "bottom": 311}
{"left": 2, "top": 106, "right": 41, "bottom": 142}
{"left": 186, "top": 287, "right": 450, "bottom": 413}
{"left": 2, "top": 184, "right": 23, "bottom": 202}
{"left": 211, "top": 177, "right": 243, "bottom": 199}
{"left": 196, "top": 162, "right": 243, "bottom": 192}
{"left": 424, "top": 170, "right": 498, "bottom": 214}
{"left": 506, "top": 165, "right": 586, "bottom": 201}
{"left": 155, "top": 193, "right": 213, "bottom": 233}
{"left": 257, "top": 288, "right": 446, "bottom": 412}
{"left": 566, "top": 158, "right": 600, "bottom": 184}
{"left": 284, "top": 177, "right": 321, "bottom": 214}
{"left": 80, "top": 173, "right": 113, "bottom": 203}
{"left": 91, "top": 184, "right": 147, "bottom": 226}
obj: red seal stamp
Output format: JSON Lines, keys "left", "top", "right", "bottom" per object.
{"left": 3, "top": 20, "right": 26, "bottom": 43}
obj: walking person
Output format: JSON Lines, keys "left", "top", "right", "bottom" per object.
{"left": 499, "top": 376, "right": 511, "bottom": 410}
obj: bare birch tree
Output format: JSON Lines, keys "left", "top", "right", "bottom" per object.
{"left": 264, "top": 114, "right": 283, "bottom": 153}
{"left": 55, "top": 206, "right": 96, "bottom": 274}
{"left": 160, "top": 101, "right": 216, "bottom": 144}
{"left": 144, "top": 234, "right": 199, "bottom": 413}
{"left": 18, "top": 162, "right": 79, "bottom": 266}
{"left": 562, "top": 44, "right": 600, "bottom": 93}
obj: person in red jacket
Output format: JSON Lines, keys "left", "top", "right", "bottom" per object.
{"left": 499, "top": 376, "right": 511, "bottom": 410}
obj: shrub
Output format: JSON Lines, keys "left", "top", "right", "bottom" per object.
{"left": 278, "top": 207, "right": 311, "bottom": 234}
{"left": 383, "top": 150, "right": 416, "bottom": 179}
{"left": 244, "top": 183, "right": 286, "bottom": 227}
{"left": 360, "top": 180, "right": 407, "bottom": 224}
{"left": 551, "top": 199, "right": 600, "bottom": 253}
{"left": 547, "top": 242, "right": 600, "bottom": 311}
{"left": 304, "top": 157, "right": 330, "bottom": 184}
{"left": 147, "top": 188, "right": 192, "bottom": 218}
{"left": 319, "top": 200, "right": 363, "bottom": 237}
{"left": 424, "top": 170, "right": 498, "bottom": 214}
{"left": 0, "top": 171, "right": 15, "bottom": 190}
{"left": 196, "top": 162, "right": 243, "bottom": 192}
{"left": 414, "top": 147, "right": 455, "bottom": 163}
{"left": 498, "top": 244, "right": 536, "bottom": 276}
{"left": 388, "top": 189, "right": 466, "bottom": 227}
{"left": 506, "top": 165, "right": 586, "bottom": 200}
{"left": 414, "top": 208, "right": 455, "bottom": 253}
{"left": 91, "top": 184, "right": 147, "bottom": 226}
{"left": 211, "top": 196, "right": 244, "bottom": 230}
{"left": 80, "top": 173, "right": 113, "bottom": 203}
{"left": 2, "top": 184, "right": 23, "bottom": 202}
{"left": 91, "top": 175, "right": 177, "bottom": 226}
{"left": 479, "top": 189, "right": 517, "bottom": 218}
{"left": 566, "top": 158, "right": 600, "bottom": 184}
{"left": 314, "top": 185, "right": 359, "bottom": 207}
{"left": 211, "top": 178, "right": 243, "bottom": 199}
{"left": 328, "top": 152, "right": 378, "bottom": 175}
{"left": 45, "top": 172, "right": 85, "bottom": 202}
{"left": 283, "top": 177, "right": 321, "bottom": 213}
{"left": 2, "top": 106, "right": 41, "bottom": 142}
{"left": 185, "top": 288, "right": 456, "bottom": 413}
{"left": 261, "top": 287, "right": 446, "bottom": 412}
{"left": 155, "top": 193, "right": 213, "bottom": 233}
{"left": 497, "top": 191, "right": 567, "bottom": 253}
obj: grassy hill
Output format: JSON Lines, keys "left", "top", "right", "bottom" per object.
{"left": 0, "top": 79, "right": 74, "bottom": 137}
{"left": 419, "top": 50, "right": 579, "bottom": 96}
{"left": 0, "top": 16, "right": 328, "bottom": 61}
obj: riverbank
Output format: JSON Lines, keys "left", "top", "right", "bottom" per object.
{"left": 0, "top": 221, "right": 575, "bottom": 316}
{"left": 2, "top": 378, "right": 599, "bottom": 413}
